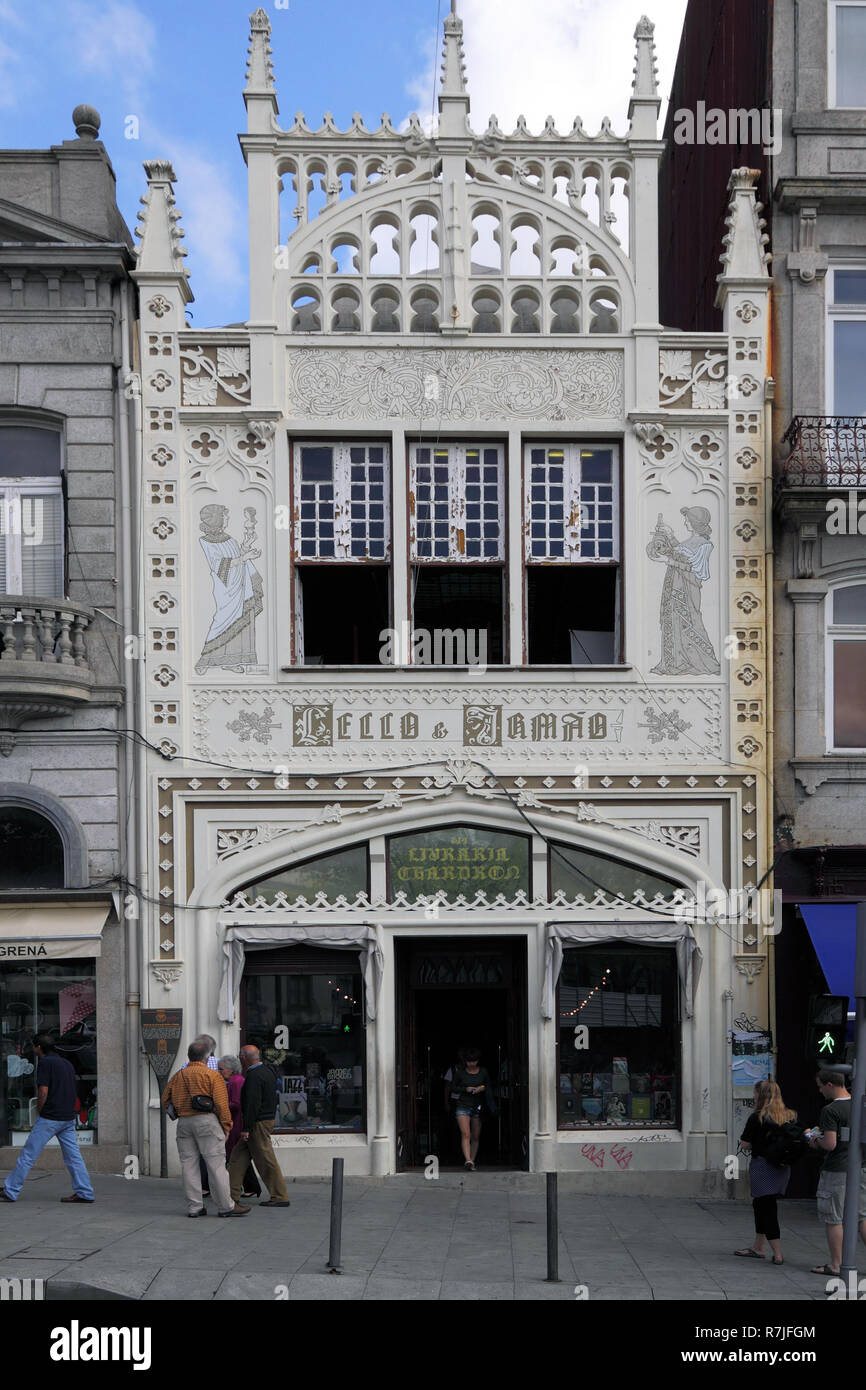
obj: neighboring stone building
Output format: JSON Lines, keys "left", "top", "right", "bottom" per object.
{"left": 0, "top": 108, "right": 134, "bottom": 1168}
{"left": 661, "top": 0, "right": 865, "bottom": 1161}
{"left": 132, "top": 6, "right": 772, "bottom": 1188}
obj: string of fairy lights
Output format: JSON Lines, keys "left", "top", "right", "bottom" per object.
{"left": 561, "top": 966, "right": 612, "bottom": 1019}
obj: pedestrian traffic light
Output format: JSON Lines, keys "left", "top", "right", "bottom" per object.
{"left": 805, "top": 995, "right": 848, "bottom": 1065}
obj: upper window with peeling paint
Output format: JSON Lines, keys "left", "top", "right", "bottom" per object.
{"left": 524, "top": 444, "right": 618, "bottom": 563}
{"left": 293, "top": 443, "right": 391, "bottom": 560}
{"left": 410, "top": 444, "right": 504, "bottom": 562}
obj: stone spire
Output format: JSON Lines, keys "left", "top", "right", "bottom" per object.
{"left": 134, "top": 160, "right": 193, "bottom": 302}
{"left": 245, "top": 7, "right": 278, "bottom": 130}
{"left": 716, "top": 168, "right": 771, "bottom": 298}
{"left": 439, "top": 0, "right": 470, "bottom": 138}
{"left": 628, "top": 14, "right": 660, "bottom": 136}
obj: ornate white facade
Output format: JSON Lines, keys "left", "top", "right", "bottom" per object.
{"left": 130, "top": 7, "right": 773, "bottom": 1185}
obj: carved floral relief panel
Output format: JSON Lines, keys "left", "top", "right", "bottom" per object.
{"left": 286, "top": 347, "right": 624, "bottom": 422}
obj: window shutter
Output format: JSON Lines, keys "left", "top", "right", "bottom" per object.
{"left": 19, "top": 491, "right": 64, "bottom": 597}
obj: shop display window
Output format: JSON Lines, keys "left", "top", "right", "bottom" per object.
{"left": 243, "top": 948, "right": 365, "bottom": 1132}
{"left": 557, "top": 945, "right": 679, "bottom": 1129}
{"left": 1, "top": 959, "right": 98, "bottom": 1144}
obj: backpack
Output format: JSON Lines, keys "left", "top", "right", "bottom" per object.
{"left": 762, "top": 1119, "right": 808, "bottom": 1168}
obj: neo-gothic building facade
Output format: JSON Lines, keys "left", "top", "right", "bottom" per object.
{"left": 130, "top": 7, "right": 773, "bottom": 1184}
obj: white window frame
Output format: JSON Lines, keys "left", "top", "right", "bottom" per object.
{"left": 292, "top": 441, "right": 391, "bottom": 562}
{"left": 523, "top": 442, "right": 620, "bottom": 563}
{"left": 409, "top": 442, "right": 505, "bottom": 562}
{"left": 828, "top": 1, "right": 866, "bottom": 108}
{"left": 825, "top": 581, "right": 866, "bottom": 752}
{"left": 826, "top": 265, "right": 866, "bottom": 417}
{"left": 0, "top": 478, "right": 65, "bottom": 597}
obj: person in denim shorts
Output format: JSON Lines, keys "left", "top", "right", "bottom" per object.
{"left": 450, "top": 1047, "right": 492, "bottom": 1171}
{"left": 807, "top": 1069, "right": 866, "bottom": 1276}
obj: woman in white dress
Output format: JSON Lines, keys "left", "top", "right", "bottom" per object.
{"left": 647, "top": 506, "right": 719, "bottom": 676}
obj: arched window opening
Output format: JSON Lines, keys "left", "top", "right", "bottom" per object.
{"left": 410, "top": 287, "right": 440, "bottom": 333}
{"left": 511, "top": 287, "right": 541, "bottom": 333}
{"left": 471, "top": 289, "right": 502, "bottom": 333}
{"left": 238, "top": 843, "right": 369, "bottom": 905}
{"left": 550, "top": 287, "right": 581, "bottom": 334}
{"left": 509, "top": 220, "right": 542, "bottom": 276}
{"left": 0, "top": 807, "right": 64, "bottom": 889}
{"left": 330, "top": 239, "right": 361, "bottom": 275}
{"left": 331, "top": 287, "right": 362, "bottom": 332}
{"left": 370, "top": 286, "right": 401, "bottom": 333}
{"left": 291, "top": 288, "right": 321, "bottom": 333}
{"left": 471, "top": 212, "right": 502, "bottom": 272}
{"left": 589, "top": 291, "right": 619, "bottom": 334}
{"left": 369, "top": 220, "right": 401, "bottom": 274}
{"left": 409, "top": 212, "right": 440, "bottom": 275}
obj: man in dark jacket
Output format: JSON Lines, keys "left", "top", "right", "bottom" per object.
{"left": 227, "top": 1045, "right": 291, "bottom": 1207}
{"left": 1, "top": 1033, "right": 94, "bottom": 1204}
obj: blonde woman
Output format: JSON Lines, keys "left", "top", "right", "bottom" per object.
{"left": 734, "top": 1080, "right": 797, "bottom": 1265}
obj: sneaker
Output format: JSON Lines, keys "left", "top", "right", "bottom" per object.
{"left": 188, "top": 1208, "right": 208, "bottom": 1218}
{"left": 0, "top": 1190, "right": 14, "bottom": 1203}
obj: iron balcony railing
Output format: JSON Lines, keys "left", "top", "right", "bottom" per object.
{"left": 780, "top": 416, "right": 866, "bottom": 490}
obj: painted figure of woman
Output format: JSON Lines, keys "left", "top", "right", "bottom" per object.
{"left": 196, "top": 504, "right": 263, "bottom": 675}
{"left": 646, "top": 506, "right": 719, "bottom": 675}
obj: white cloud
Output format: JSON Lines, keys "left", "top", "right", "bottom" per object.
{"left": 67, "top": 0, "right": 156, "bottom": 108}
{"left": 406, "top": 0, "right": 689, "bottom": 136}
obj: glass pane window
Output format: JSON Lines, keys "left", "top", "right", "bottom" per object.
{"left": 834, "top": 3, "right": 866, "bottom": 106}
{"left": 0, "top": 809, "right": 64, "bottom": 889}
{"left": 294, "top": 443, "right": 390, "bottom": 560}
{"left": 0, "top": 426, "right": 61, "bottom": 478}
{"left": 833, "top": 640, "right": 866, "bottom": 747}
{"left": 0, "top": 486, "right": 64, "bottom": 597}
{"left": 0, "top": 960, "right": 98, "bottom": 1142}
{"left": 833, "top": 321, "right": 866, "bottom": 415}
{"left": 835, "top": 269, "right": 866, "bottom": 304}
{"left": 237, "top": 844, "right": 369, "bottom": 905}
{"left": 557, "top": 945, "right": 679, "bottom": 1130}
{"left": 243, "top": 969, "right": 365, "bottom": 1132}
{"left": 550, "top": 842, "right": 681, "bottom": 901}
{"left": 410, "top": 444, "right": 504, "bottom": 561}
{"left": 828, "top": 585, "right": 866, "bottom": 748}
{"left": 389, "top": 825, "right": 530, "bottom": 901}
{"left": 524, "top": 444, "right": 619, "bottom": 562}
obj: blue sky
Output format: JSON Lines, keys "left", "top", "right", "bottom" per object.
{"left": 1, "top": 0, "right": 687, "bottom": 326}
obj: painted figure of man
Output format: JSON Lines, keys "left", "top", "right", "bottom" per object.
{"left": 196, "top": 504, "right": 263, "bottom": 674}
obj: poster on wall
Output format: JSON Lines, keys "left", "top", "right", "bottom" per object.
{"left": 731, "top": 1029, "right": 773, "bottom": 1086}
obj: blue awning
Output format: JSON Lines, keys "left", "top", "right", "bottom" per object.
{"left": 800, "top": 905, "right": 857, "bottom": 1008}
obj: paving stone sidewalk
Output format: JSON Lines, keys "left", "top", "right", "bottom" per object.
{"left": 0, "top": 1167, "right": 848, "bottom": 1301}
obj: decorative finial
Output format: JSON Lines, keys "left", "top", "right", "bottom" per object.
{"left": 72, "top": 104, "right": 101, "bottom": 140}
{"left": 246, "top": 6, "right": 276, "bottom": 96}
{"left": 716, "top": 168, "right": 771, "bottom": 297}
{"left": 134, "top": 160, "right": 192, "bottom": 297}
{"left": 439, "top": 0, "right": 470, "bottom": 134}
{"left": 631, "top": 15, "right": 659, "bottom": 99}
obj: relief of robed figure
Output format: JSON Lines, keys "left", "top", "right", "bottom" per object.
{"left": 196, "top": 503, "right": 264, "bottom": 674}
{"left": 646, "top": 506, "right": 720, "bottom": 676}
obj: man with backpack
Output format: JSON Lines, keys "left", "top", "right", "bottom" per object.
{"left": 807, "top": 1069, "right": 866, "bottom": 1276}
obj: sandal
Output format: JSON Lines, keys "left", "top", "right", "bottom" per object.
{"left": 811, "top": 1264, "right": 839, "bottom": 1275}
{"left": 734, "top": 1248, "right": 765, "bottom": 1259}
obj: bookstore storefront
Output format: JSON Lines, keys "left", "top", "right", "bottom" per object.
{"left": 200, "top": 816, "right": 717, "bottom": 1182}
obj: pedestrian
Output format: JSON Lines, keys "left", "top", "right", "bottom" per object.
{"left": 218, "top": 1054, "right": 261, "bottom": 1199}
{"left": 162, "top": 1039, "right": 249, "bottom": 1218}
{"left": 227, "top": 1044, "right": 291, "bottom": 1207}
{"left": 183, "top": 1033, "right": 219, "bottom": 1198}
{"left": 450, "top": 1046, "right": 493, "bottom": 1171}
{"left": 807, "top": 1068, "right": 866, "bottom": 1276}
{"left": 734, "top": 1079, "right": 797, "bottom": 1265}
{"left": 1, "top": 1032, "right": 94, "bottom": 1205}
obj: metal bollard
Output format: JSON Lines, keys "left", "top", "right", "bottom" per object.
{"left": 327, "top": 1156, "right": 344, "bottom": 1273}
{"left": 546, "top": 1171, "right": 560, "bottom": 1282}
